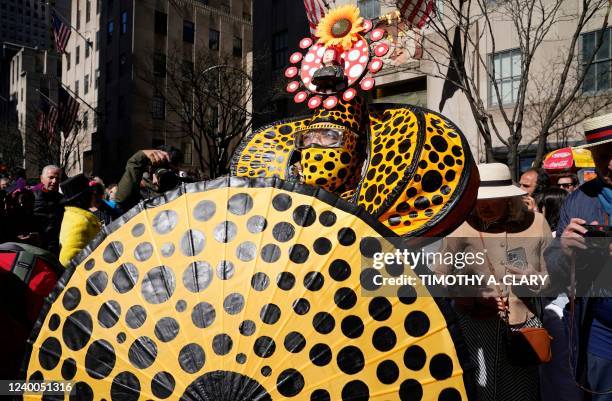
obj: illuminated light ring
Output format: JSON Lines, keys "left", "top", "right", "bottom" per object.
{"left": 286, "top": 81, "right": 300, "bottom": 93}
{"left": 299, "top": 37, "right": 313, "bottom": 49}
{"left": 370, "top": 28, "right": 385, "bottom": 42}
{"left": 362, "top": 19, "right": 373, "bottom": 33}
{"left": 308, "top": 96, "right": 322, "bottom": 109}
{"left": 294, "top": 91, "right": 308, "bottom": 103}
{"left": 323, "top": 96, "right": 339, "bottom": 109}
{"left": 360, "top": 77, "right": 375, "bottom": 91}
{"left": 290, "top": 52, "right": 303, "bottom": 64}
{"left": 285, "top": 67, "right": 298, "bottom": 78}
{"left": 369, "top": 58, "right": 383, "bottom": 73}
{"left": 342, "top": 88, "right": 357, "bottom": 101}
{"left": 374, "top": 43, "right": 389, "bottom": 57}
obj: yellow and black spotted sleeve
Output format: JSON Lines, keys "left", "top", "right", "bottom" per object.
{"left": 231, "top": 117, "right": 310, "bottom": 179}
{"left": 356, "top": 104, "right": 479, "bottom": 237}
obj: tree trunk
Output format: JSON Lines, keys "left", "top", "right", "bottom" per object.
{"left": 507, "top": 134, "right": 520, "bottom": 181}
{"left": 533, "top": 130, "right": 549, "bottom": 168}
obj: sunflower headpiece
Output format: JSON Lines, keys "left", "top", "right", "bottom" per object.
{"left": 284, "top": 5, "right": 390, "bottom": 109}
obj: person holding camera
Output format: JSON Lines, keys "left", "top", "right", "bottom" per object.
{"left": 545, "top": 114, "right": 612, "bottom": 401}
{"left": 114, "top": 146, "right": 182, "bottom": 212}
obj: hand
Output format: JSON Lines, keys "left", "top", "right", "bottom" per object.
{"left": 478, "top": 287, "right": 507, "bottom": 313}
{"left": 142, "top": 150, "right": 170, "bottom": 166}
{"left": 560, "top": 218, "right": 594, "bottom": 256}
{"left": 522, "top": 195, "right": 537, "bottom": 212}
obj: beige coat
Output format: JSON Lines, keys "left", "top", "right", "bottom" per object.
{"left": 434, "top": 212, "right": 552, "bottom": 325}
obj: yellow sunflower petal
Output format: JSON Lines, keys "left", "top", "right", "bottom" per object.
{"left": 315, "top": 4, "right": 363, "bottom": 50}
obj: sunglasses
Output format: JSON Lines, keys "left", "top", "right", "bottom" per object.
{"left": 296, "top": 129, "right": 349, "bottom": 149}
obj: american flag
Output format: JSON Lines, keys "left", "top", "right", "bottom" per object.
{"left": 398, "top": 0, "right": 435, "bottom": 28}
{"left": 51, "top": 10, "right": 71, "bottom": 53}
{"left": 304, "top": 0, "right": 327, "bottom": 36}
{"left": 37, "top": 97, "right": 59, "bottom": 141}
{"left": 58, "top": 87, "right": 79, "bottom": 136}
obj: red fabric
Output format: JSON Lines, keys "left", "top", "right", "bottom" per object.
{"left": 0, "top": 253, "right": 17, "bottom": 272}
{"left": 0, "top": 251, "right": 60, "bottom": 324}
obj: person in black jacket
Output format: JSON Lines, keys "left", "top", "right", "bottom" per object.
{"left": 544, "top": 117, "right": 612, "bottom": 400}
{"left": 32, "top": 165, "right": 64, "bottom": 256}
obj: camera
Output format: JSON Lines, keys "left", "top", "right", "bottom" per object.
{"left": 153, "top": 167, "right": 180, "bottom": 193}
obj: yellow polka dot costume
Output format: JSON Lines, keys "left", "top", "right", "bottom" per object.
{"left": 231, "top": 102, "right": 478, "bottom": 237}
{"left": 25, "top": 178, "right": 471, "bottom": 401}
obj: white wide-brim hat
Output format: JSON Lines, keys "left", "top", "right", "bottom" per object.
{"left": 477, "top": 163, "right": 526, "bottom": 200}
{"left": 576, "top": 113, "right": 612, "bottom": 148}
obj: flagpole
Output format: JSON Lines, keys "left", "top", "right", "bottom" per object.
{"left": 56, "top": 79, "right": 100, "bottom": 115}
{"left": 47, "top": 3, "right": 93, "bottom": 47}
{"left": 35, "top": 89, "right": 59, "bottom": 107}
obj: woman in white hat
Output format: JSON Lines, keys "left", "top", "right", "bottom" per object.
{"left": 434, "top": 163, "right": 552, "bottom": 401}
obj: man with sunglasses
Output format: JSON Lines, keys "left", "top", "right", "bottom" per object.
{"left": 557, "top": 174, "right": 578, "bottom": 193}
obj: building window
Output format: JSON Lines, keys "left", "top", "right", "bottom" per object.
{"left": 66, "top": 53, "right": 71, "bottom": 70}
{"left": 77, "top": 8, "right": 81, "bottom": 29}
{"left": 107, "top": 20, "right": 114, "bottom": 42}
{"left": 85, "top": 43, "right": 90, "bottom": 58}
{"left": 489, "top": 49, "right": 521, "bottom": 106}
{"left": 155, "top": 11, "right": 167, "bottom": 36}
{"left": 183, "top": 20, "right": 195, "bottom": 43}
{"left": 76, "top": 46, "right": 80, "bottom": 65}
{"left": 357, "top": 0, "right": 380, "bottom": 19}
{"left": 182, "top": 142, "right": 193, "bottom": 164}
{"left": 233, "top": 36, "right": 242, "bottom": 57}
{"left": 95, "top": 68, "right": 100, "bottom": 88}
{"left": 272, "top": 30, "right": 288, "bottom": 69}
{"left": 86, "top": 0, "right": 91, "bottom": 22}
{"left": 83, "top": 111, "right": 88, "bottom": 130}
{"left": 75, "top": 80, "right": 80, "bottom": 96}
{"left": 182, "top": 60, "right": 194, "bottom": 81}
{"left": 582, "top": 28, "right": 611, "bottom": 93}
{"left": 154, "top": 52, "right": 166, "bottom": 77}
{"left": 152, "top": 95, "right": 165, "bottom": 119}
{"left": 84, "top": 74, "right": 89, "bottom": 94}
{"left": 209, "top": 29, "right": 220, "bottom": 50}
{"left": 121, "top": 11, "right": 128, "bottom": 34}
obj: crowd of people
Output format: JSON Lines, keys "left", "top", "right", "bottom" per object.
{"left": 0, "top": 145, "right": 185, "bottom": 267}
{"left": 433, "top": 136, "right": 611, "bottom": 401}
{"left": 0, "top": 165, "right": 120, "bottom": 266}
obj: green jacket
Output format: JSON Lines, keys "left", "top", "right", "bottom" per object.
{"left": 115, "top": 151, "right": 158, "bottom": 212}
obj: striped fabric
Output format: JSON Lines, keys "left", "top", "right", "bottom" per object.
{"left": 51, "top": 10, "right": 71, "bottom": 54}
{"left": 58, "top": 87, "right": 79, "bottom": 136}
{"left": 398, "top": 0, "right": 435, "bottom": 28}
{"left": 37, "top": 97, "right": 59, "bottom": 141}
{"left": 457, "top": 314, "right": 540, "bottom": 401}
{"left": 304, "top": 0, "right": 327, "bottom": 36}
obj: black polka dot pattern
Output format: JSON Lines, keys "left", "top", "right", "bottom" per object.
{"left": 28, "top": 184, "right": 465, "bottom": 401}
